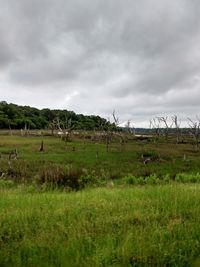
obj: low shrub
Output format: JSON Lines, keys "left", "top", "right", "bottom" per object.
{"left": 145, "top": 174, "right": 159, "bottom": 184}
{"left": 81, "top": 169, "right": 99, "bottom": 186}
{"left": 39, "top": 165, "right": 107, "bottom": 190}
{"left": 122, "top": 174, "right": 138, "bottom": 185}
{"left": 39, "top": 164, "right": 83, "bottom": 189}
{"left": 0, "top": 179, "right": 15, "bottom": 188}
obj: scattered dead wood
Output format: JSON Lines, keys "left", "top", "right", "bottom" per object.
{"left": 9, "top": 149, "right": 18, "bottom": 161}
{"left": 140, "top": 153, "right": 163, "bottom": 164}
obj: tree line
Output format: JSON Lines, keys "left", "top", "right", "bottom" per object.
{"left": 0, "top": 101, "right": 114, "bottom": 130}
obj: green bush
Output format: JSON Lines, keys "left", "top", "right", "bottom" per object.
{"left": 122, "top": 174, "right": 138, "bottom": 185}
{"left": 145, "top": 174, "right": 159, "bottom": 184}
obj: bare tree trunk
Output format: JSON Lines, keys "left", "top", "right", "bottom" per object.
{"left": 39, "top": 140, "right": 44, "bottom": 152}
{"left": 150, "top": 118, "right": 161, "bottom": 145}
{"left": 158, "top": 116, "right": 173, "bottom": 142}
{"left": 8, "top": 120, "right": 12, "bottom": 136}
{"left": 188, "top": 117, "right": 200, "bottom": 150}
{"left": 172, "top": 115, "right": 181, "bottom": 144}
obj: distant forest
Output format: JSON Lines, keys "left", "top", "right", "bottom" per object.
{"left": 0, "top": 101, "right": 114, "bottom": 130}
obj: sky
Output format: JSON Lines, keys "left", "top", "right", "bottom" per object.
{"left": 0, "top": 0, "right": 200, "bottom": 127}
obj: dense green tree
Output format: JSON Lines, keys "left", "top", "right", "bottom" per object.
{"left": 0, "top": 101, "right": 114, "bottom": 130}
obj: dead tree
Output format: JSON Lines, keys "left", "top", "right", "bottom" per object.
{"left": 9, "top": 149, "right": 17, "bottom": 161}
{"left": 172, "top": 115, "right": 181, "bottom": 144}
{"left": 8, "top": 120, "right": 12, "bottom": 136}
{"left": 49, "top": 119, "right": 57, "bottom": 136}
{"left": 24, "top": 122, "right": 29, "bottom": 136}
{"left": 56, "top": 116, "right": 63, "bottom": 133}
{"left": 63, "top": 117, "right": 74, "bottom": 142}
{"left": 39, "top": 140, "right": 44, "bottom": 152}
{"left": 104, "top": 117, "right": 113, "bottom": 152}
{"left": 158, "top": 116, "right": 173, "bottom": 142}
{"left": 150, "top": 118, "right": 161, "bottom": 144}
{"left": 55, "top": 116, "right": 74, "bottom": 142}
{"left": 8, "top": 149, "right": 17, "bottom": 168}
{"left": 125, "top": 119, "right": 135, "bottom": 135}
{"left": 112, "top": 110, "right": 126, "bottom": 151}
{"left": 126, "top": 120, "right": 131, "bottom": 131}
{"left": 187, "top": 117, "right": 200, "bottom": 150}
{"left": 112, "top": 111, "right": 126, "bottom": 150}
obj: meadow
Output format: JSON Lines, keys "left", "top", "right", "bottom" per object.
{"left": 1, "top": 132, "right": 200, "bottom": 266}
{"left": 0, "top": 132, "right": 200, "bottom": 187}
{"left": 1, "top": 184, "right": 200, "bottom": 266}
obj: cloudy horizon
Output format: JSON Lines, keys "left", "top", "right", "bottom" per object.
{"left": 0, "top": 0, "right": 200, "bottom": 127}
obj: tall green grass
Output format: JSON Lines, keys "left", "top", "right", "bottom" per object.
{"left": 1, "top": 184, "right": 200, "bottom": 266}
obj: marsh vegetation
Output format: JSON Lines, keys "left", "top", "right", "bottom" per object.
{"left": 1, "top": 131, "right": 200, "bottom": 266}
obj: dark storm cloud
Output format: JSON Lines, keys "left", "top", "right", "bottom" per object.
{"left": 0, "top": 0, "right": 200, "bottom": 126}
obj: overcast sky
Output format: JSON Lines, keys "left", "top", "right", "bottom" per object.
{"left": 0, "top": 0, "right": 200, "bottom": 126}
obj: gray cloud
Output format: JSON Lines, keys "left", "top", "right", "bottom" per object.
{"left": 0, "top": 0, "right": 200, "bottom": 126}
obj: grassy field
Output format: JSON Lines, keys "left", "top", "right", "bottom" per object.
{"left": 0, "top": 134, "right": 200, "bottom": 187}
{"left": 1, "top": 184, "right": 200, "bottom": 266}
{"left": 1, "top": 134, "right": 200, "bottom": 266}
